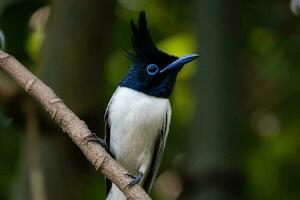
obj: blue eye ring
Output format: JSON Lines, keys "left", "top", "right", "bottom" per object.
{"left": 146, "top": 64, "right": 159, "bottom": 76}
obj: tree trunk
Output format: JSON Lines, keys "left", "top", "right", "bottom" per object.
{"left": 181, "top": 0, "right": 244, "bottom": 199}
{"left": 35, "top": 0, "right": 116, "bottom": 199}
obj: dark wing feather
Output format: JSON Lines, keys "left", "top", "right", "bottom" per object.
{"left": 143, "top": 111, "right": 170, "bottom": 193}
{"left": 104, "top": 104, "right": 113, "bottom": 194}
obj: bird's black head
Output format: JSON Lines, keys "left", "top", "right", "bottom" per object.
{"left": 120, "top": 11, "right": 198, "bottom": 98}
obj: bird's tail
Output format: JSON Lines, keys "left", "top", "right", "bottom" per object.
{"left": 106, "top": 184, "right": 127, "bottom": 200}
{"left": 0, "top": 30, "right": 6, "bottom": 50}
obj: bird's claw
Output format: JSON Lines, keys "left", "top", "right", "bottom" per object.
{"left": 125, "top": 172, "right": 143, "bottom": 189}
{"left": 85, "top": 132, "right": 108, "bottom": 150}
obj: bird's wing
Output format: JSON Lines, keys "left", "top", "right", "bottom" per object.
{"left": 143, "top": 106, "right": 171, "bottom": 193}
{"left": 104, "top": 106, "right": 112, "bottom": 194}
{"left": 104, "top": 106, "right": 111, "bottom": 155}
{"left": 104, "top": 92, "right": 116, "bottom": 195}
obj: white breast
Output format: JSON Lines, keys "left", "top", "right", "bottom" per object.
{"left": 108, "top": 87, "right": 171, "bottom": 174}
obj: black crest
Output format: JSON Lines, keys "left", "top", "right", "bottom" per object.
{"left": 128, "top": 11, "right": 177, "bottom": 66}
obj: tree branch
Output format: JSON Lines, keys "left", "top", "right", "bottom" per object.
{"left": 0, "top": 49, "right": 151, "bottom": 200}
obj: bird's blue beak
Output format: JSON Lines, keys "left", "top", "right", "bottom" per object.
{"left": 160, "top": 54, "right": 199, "bottom": 74}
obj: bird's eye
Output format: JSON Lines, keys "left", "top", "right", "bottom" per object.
{"left": 146, "top": 64, "right": 159, "bottom": 76}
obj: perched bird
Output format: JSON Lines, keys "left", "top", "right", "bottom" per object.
{"left": 90, "top": 11, "right": 198, "bottom": 200}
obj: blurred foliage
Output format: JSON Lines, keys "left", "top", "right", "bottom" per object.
{"left": 0, "top": 105, "right": 22, "bottom": 200}
{"left": 0, "top": 0, "right": 300, "bottom": 200}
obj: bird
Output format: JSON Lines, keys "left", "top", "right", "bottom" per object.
{"left": 88, "top": 11, "right": 198, "bottom": 200}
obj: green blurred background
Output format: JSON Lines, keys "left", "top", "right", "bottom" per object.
{"left": 1, "top": 0, "right": 300, "bottom": 199}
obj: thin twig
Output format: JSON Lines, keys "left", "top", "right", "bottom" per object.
{"left": 0, "top": 49, "right": 151, "bottom": 200}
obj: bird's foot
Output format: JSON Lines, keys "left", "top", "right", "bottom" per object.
{"left": 125, "top": 172, "right": 143, "bottom": 188}
{"left": 85, "top": 132, "right": 108, "bottom": 150}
